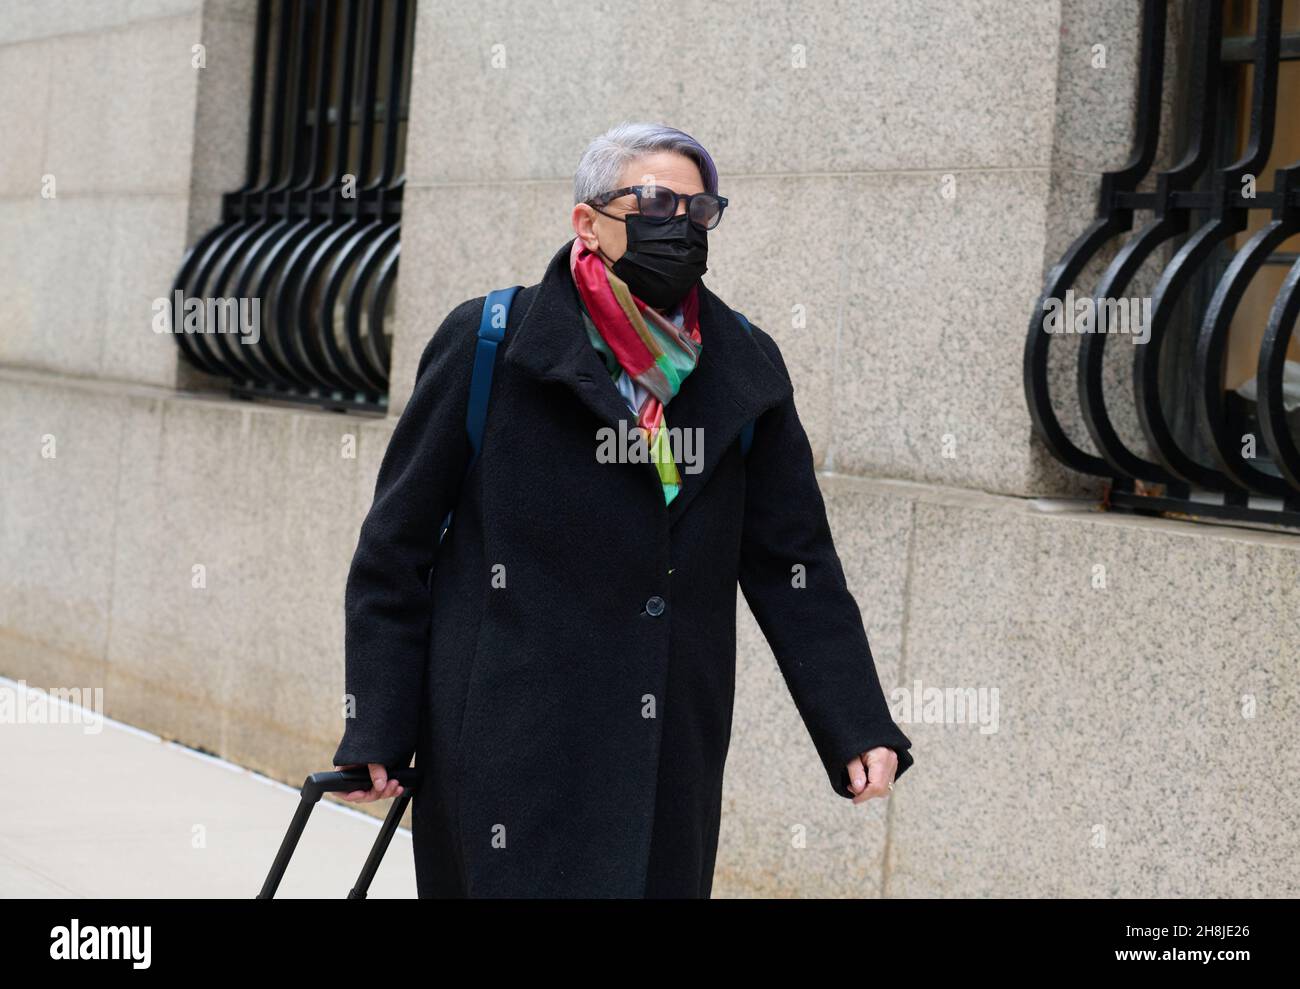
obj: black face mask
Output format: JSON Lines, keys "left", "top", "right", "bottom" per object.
{"left": 597, "top": 212, "right": 708, "bottom": 309}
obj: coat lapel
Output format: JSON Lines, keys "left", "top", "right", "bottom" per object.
{"left": 662, "top": 279, "right": 792, "bottom": 526}
{"left": 503, "top": 238, "right": 793, "bottom": 526}
{"left": 502, "top": 239, "right": 640, "bottom": 438}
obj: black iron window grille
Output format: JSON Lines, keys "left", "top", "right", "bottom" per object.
{"left": 1026, "top": 0, "right": 1300, "bottom": 529}
{"left": 171, "top": 0, "right": 416, "bottom": 413}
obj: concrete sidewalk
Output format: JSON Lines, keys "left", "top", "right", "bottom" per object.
{"left": 0, "top": 677, "right": 416, "bottom": 898}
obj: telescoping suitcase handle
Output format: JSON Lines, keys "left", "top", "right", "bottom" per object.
{"left": 257, "top": 766, "right": 423, "bottom": 899}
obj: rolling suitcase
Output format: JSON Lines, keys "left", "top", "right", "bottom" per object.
{"left": 257, "top": 766, "right": 423, "bottom": 899}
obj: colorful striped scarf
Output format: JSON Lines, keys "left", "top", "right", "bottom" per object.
{"left": 568, "top": 237, "right": 703, "bottom": 504}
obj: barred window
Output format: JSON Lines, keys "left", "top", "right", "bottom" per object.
{"left": 171, "top": 0, "right": 416, "bottom": 413}
{"left": 1027, "top": 0, "right": 1300, "bottom": 529}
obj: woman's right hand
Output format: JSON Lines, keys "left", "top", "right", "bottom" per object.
{"left": 334, "top": 763, "right": 405, "bottom": 802}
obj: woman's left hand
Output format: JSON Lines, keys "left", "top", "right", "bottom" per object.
{"left": 845, "top": 747, "right": 897, "bottom": 804}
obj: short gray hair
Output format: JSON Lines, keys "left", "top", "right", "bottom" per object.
{"left": 573, "top": 121, "right": 719, "bottom": 205}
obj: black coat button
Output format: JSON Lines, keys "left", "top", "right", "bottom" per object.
{"left": 645, "top": 595, "right": 665, "bottom": 617}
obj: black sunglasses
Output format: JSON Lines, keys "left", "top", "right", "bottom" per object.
{"left": 587, "top": 184, "right": 729, "bottom": 230}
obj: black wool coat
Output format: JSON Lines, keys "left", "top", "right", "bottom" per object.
{"left": 332, "top": 237, "right": 914, "bottom": 898}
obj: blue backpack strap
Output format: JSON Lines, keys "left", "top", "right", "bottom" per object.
{"left": 732, "top": 309, "right": 757, "bottom": 459}
{"left": 438, "top": 285, "right": 521, "bottom": 544}
{"left": 466, "top": 286, "right": 522, "bottom": 469}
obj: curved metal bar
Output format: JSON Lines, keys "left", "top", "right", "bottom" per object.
{"left": 1132, "top": 0, "right": 1283, "bottom": 490}
{"left": 1257, "top": 253, "right": 1300, "bottom": 488}
{"left": 170, "top": 224, "right": 237, "bottom": 375}
{"left": 264, "top": 0, "right": 314, "bottom": 201}
{"left": 1079, "top": 218, "right": 1186, "bottom": 483}
{"left": 1133, "top": 218, "right": 1245, "bottom": 488}
{"left": 205, "top": 217, "right": 303, "bottom": 382}
{"left": 233, "top": 217, "right": 317, "bottom": 388}
{"left": 286, "top": 219, "right": 369, "bottom": 391}
{"left": 265, "top": 220, "right": 345, "bottom": 389}
{"left": 256, "top": 0, "right": 297, "bottom": 201}
{"left": 372, "top": 0, "right": 408, "bottom": 190}
{"left": 174, "top": 225, "right": 245, "bottom": 375}
{"left": 1025, "top": 218, "right": 1132, "bottom": 475}
{"left": 313, "top": 221, "right": 393, "bottom": 394}
{"left": 183, "top": 220, "right": 275, "bottom": 378}
{"left": 324, "top": 0, "right": 361, "bottom": 206}
{"left": 352, "top": 0, "right": 384, "bottom": 202}
{"left": 343, "top": 224, "right": 400, "bottom": 391}
{"left": 1078, "top": 0, "right": 1224, "bottom": 484}
{"left": 1217, "top": 1, "right": 1282, "bottom": 183}
{"left": 300, "top": 0, "right": 336, "bottom": 193}
{"left": 367, "top": 243, "right": 398, "bottom": 373}
{"left": 1096, "top": 0, "right": 1169, "bottom": 188}
{"left": 239, "top": 0, "right": 272, "bottom": 191}
{"left": 1194, "top": 216, "right": 1296, "bottom": 493}
{"left": 1022, "top": 0, "right": 1168, "bottom": 478}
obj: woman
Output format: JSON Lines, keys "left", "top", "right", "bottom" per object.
{"left": 333, "top": 122, "right": 914, "bottom": 898}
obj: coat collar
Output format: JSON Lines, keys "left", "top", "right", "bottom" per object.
{"left": 503, "top": 238, "right": 793, "bottom": 525}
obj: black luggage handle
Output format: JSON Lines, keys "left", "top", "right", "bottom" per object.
{"left": 257, "top": 767, "right": 424, "bottom": 899}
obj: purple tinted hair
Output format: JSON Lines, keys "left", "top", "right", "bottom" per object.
{"left": 573, "top": 121, "right": 719, "bottom": 203}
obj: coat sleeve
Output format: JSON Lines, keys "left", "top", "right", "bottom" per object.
{"left": 331, "top": 297, "right": 483, "bottom": 770}
{"left": 737, "top": 326, "right": 914, "bottom": 799}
